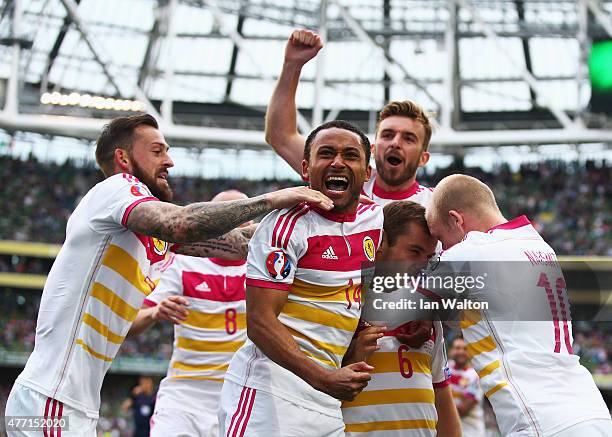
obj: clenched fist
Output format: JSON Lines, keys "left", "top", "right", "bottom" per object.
{"left": 285, "top": 29, "right": 324, "bottom": 66}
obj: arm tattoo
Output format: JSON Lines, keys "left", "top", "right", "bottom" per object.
{"left": 127, "top": 196, "right": 267, "bottom": 243}
{"left": 175, "top": 225, "right": 256, "bottom": 259}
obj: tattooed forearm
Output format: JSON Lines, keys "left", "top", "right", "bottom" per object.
{"left": 127, "top": 196, "right": 268, "bottom": 244}
{"left": 176, "top": 225, "right": 257, "bottom": 259}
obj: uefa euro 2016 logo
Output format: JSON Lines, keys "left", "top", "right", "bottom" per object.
{"left": 266, "top": 250, "right": 292, "bottom": 280}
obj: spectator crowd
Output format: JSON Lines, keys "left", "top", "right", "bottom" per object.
{"left": 0, "top": 155, "right": 609, "bottom": 255}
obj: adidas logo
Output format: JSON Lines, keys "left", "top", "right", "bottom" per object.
{"left": 195, "top": 281, "right": 211, "bottom": 292}
{"left": 322, "top": 246, "right": 338, "bottom": 260}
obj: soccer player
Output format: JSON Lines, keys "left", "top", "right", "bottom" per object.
{"left": 127, "top": 189, "right": 251, "bottom": 436}
{"left": 4, "top": 114, "right": 333, "bottom": 436}
{"left": 219, "top": 120, "right": 384, "bottom": 436}
{"left": 265, "top": 29, "right": 434, "bottom": 207}
{"left": 425, "top": 174, "right": 612, "bottom": 436}
{"left": 448, "top": 336, "right": 486, "bottom": 437}
{"left": 342, "top": 201, "right": 461, "bottom": 437}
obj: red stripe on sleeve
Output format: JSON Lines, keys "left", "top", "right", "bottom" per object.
{"left": 282, "top": 206, "right": 309, "bottom": 249}
{"left": 121, "top": 197, "right": 158, "bottom": 228}
{"left": 246, "top": 278, "right": 291, "bottom": 291}
{"left": 271, "top": 205, "right": 297, "bottom": 247}
{"left": 276, "top": 205, "right": 305, "bottom": 248}
{"left": 433, "top": 379, "right": 450, "bottom": 388}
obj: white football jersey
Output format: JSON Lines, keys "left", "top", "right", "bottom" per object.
{"left": 17, "top": 173, "right": 173, "bottom": 418}
{"left": 145, "top": 254, "right": 246, "bottom": 417}
{"left": 438, "top": 216, "right": 610, "bottom": 436}
{"left": 361, "top": 170, "right": 433, "bottom": 207}
{"left": 449, "top": 361, "right": 486, "bottom": 437}
{"left": 225, "top": 202, "right": 384, "bottom": 418}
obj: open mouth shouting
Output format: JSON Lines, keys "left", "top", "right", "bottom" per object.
{"left": 385, "top": 153, "right": 404, "bottom": 168}
{"left": 324, "top": 175, "right": 350, "bottom": 194}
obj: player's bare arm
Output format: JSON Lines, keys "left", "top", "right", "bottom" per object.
{"left": 127, "top": 186, "right": 333, "bottom": 244}
{"left": 247, "top": 286, "right": 373, "bottom": 401}
{"left": 434, "top": 385, "right": 462, "bottom": 437}
{"left": 127, "top": 295, "right": 190, "bottom": 337}
{"left": 342, "top": 325, "right": 386, "bottom": 366}
{"left": 175, "top": 224, "right": 256, "bottom": 260}
{"left": 264, "top": 29, "right": 322, "bottom": 172}
{"left": 455, "top": 395, "right": 478, "bottom": 417}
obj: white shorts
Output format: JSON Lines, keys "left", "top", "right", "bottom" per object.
{"left": 554, "top": 419, "right": 612, "bottom": 437}
{"left": 150, "top": 406, "right": 218, "bottom": 437}
{"left": 218, "top": 380, "right": 345, "bottom": 437}
{"left": 5, "top": 383, "right": 96, "bottom": 437}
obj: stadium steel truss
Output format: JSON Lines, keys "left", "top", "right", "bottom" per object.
{"left": 0, "top": 0, "right": 612, "bottom": 153}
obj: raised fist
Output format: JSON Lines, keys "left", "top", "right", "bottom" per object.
{"left": 284, "top": 29, "right": 324, "bottom": 66}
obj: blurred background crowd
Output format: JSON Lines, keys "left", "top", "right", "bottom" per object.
{"left": 1, "top": 155, "right": 610, "bottom": 256}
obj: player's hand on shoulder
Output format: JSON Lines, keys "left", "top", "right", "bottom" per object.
{"left": 155, "top": 295, "right": 189, "bottom": 324}
{"left": 319, "top": 361, "right": 373, "bottom": 401}
{"left": 265, "top": 186, "right": 333, "bottom": 211}
{"left": 285, "top": 29, "right": 323, "bottom": 66}
{"left": 396, "top": 320, "right": 433, "bottom": 349}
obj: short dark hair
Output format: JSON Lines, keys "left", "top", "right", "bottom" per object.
{"left": 303, "top": 120, "right": 371, "bottom": 164}
{"left": 382, "top": 200, "right": 430, "bottom": 246}
{"left": 450, "top": 335, "right": 464, "bottom": 348}
{"left": 95, "top": 114, "right": 159, "bottom": 176}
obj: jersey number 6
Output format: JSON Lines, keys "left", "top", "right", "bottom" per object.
{"left": 397, "top": 345, "right": 413, "bottom": 379}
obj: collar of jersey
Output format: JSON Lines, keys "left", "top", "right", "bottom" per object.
{"left": 209, "top": 258, "right": 247, "bottom": 266}
{"left": 487, "top": 215, "right": 531, "bottom": 232}
{"left": 311, "top": 206, "right": 357, "bottom": 222}
{"left": 372, "top": 179, "right": 420, "bottom": 200}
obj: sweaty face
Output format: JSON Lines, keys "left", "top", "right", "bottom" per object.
{"left": 425, "top": 209, "right": 464, "bottom": 251}
{"left": 128, "top": 125, "right": 174, "bottom": 202}
{"left": 450, "top": 338, "right": 469, "bottom": 368}
{"left": 302, "top": 128, "right": 371, "bottom": 213}
{"left": 377, "top": 222, "right": 437, "bottom": 275}
{"left": 374, "top": 116, "right": 428, "bottom": 187}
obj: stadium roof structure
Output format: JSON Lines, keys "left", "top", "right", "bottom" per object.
{"left": 1, "top": 0, "right": 612, "bottom": 153}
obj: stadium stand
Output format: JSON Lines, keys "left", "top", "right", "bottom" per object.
{"left": 1, "top": 155, "right": 610, "bottom": 255}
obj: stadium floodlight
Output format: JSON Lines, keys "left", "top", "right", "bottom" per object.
{"left": 39, "top": 92, "right": 146, "bottom": 112}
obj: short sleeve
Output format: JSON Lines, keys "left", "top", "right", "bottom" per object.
{"left": 87, "top": 173, "right": 158, "bottom": 234}
{"left": 431, "top": 321, "right": 451, "bottom": 387}
{"left": 245, "top": 208, "right": 305, "bottom": 292}
{"left": 144, "top": 254, "right": 182, "bottom": 306}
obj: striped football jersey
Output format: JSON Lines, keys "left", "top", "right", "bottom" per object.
{"left": 342, "top": 320, "right": 449, "bottom": 436}
{"left": 144, "top": 254, "right": 246, "bottom": 417}
{"left": 438, "top": 216, "right": 610, "bottom": 436}
{"left": 225, "top": 202, "right": 384, "bottom": 418}
{"left": 17, "top": 173, "right": 173, "bottom": 418}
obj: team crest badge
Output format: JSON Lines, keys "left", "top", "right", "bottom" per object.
{"left": 152, "top": 237, "right": 169, "bottom": 256}
{"left": 363, "top": 236, "right": 376, "bottom": 262}
{"left": 266, "top": 250, "right": 292, "bottom": 280}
